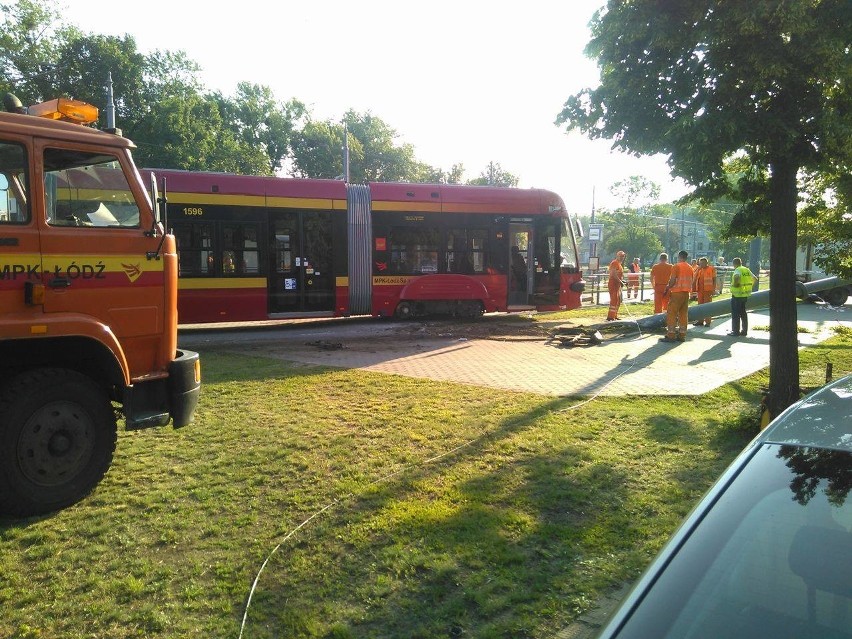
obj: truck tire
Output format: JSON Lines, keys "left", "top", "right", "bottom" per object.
{"left": 0, "top": 368, "right": 117, "bottom": 516}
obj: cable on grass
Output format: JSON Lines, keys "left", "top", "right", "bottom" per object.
{"left": 238, "top": 302, "right": 648, "bottom": 638}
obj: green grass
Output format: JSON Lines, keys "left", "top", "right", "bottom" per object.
{"left": 1, "top": 333, "right": 851, "bottom": 638}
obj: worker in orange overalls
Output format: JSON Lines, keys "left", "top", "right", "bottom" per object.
{"left": 662, "top": 250, "right": 694, "bottom": 342}
{"left": 650, "top": 252, "right": 673, "bottom": 313}
{"left": 606, "top": 250, "right": 626, "bottom": 321}
{"left": 692, "top": 256, "right": 717, "bottom": 326}
{"left": 626, "top": 257, "right": 641, "bottom": 299}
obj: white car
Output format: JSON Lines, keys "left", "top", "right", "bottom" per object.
{"left": 596, "top": 375, "right": 852, "bottom": 639}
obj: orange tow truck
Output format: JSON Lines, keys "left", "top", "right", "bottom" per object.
{"left": 0, "top": 93, "right": 200, "bottom": 515}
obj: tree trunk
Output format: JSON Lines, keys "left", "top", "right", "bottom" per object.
{"left": 768, "top": 156, "right": 801, "bottom": 418}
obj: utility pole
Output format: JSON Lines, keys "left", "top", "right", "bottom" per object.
{"left": 342, "top": 122, "right": 350, "bottom": 183}
{"left": 590, "top": 186, "right": 597, "bottom": 258}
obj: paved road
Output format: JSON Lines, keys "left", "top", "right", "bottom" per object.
{"left": 179, "top": 302, "right": 850, "bottom": 397}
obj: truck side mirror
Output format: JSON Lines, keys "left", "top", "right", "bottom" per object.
{"left": 150, "top": 172, "right": 160, "bottom": 225}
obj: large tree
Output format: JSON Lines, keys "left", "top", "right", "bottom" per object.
{"left": 290, "top": 111, "right": 442, "bottom": 183}
{"left": 467, "top": 161, "right": 520, "bottom": 187}
{"left": 214, "top": 82, "right": 306, "bottom": 175}
{"left": 558, "top": 0, "right": 851, "bottom": 416}
{"left": 0, "top": 0, "right": 77, "bottom": 101}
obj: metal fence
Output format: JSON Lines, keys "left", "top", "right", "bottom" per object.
{"left": 580, "top": 268, "right": 760, "bottom": 307}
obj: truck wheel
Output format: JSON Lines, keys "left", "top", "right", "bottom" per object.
{"left": 0, "top": 369, "right": 117, "bottom": 516}
{"left": 825, "top": 287, "right": 849, "bottom": 307}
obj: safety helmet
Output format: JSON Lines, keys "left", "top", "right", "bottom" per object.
{"left": 617, "top": 250, "right": 626, "bottom": 257}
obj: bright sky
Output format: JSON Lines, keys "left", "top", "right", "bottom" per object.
{"left": 73, "top": 0, "right": 690, "bottom": 213}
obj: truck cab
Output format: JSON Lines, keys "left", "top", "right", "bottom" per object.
{"left": 0, "top": 95, "right": 200, "bottom": 515}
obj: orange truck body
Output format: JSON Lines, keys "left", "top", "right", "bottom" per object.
{"left": 0, "top": 99, "right": 200, "bottom": 515}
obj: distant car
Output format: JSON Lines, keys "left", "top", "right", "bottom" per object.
{"left": 596, "top": 374, "right": 852, "bottom": 639}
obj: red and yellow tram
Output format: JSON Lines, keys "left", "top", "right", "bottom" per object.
{"left": 141, "top": 170, "right": 585, "bottom": 323}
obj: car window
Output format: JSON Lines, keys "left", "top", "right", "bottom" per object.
{"left": 614, "top": 443, "right": 852, "bottom": 639}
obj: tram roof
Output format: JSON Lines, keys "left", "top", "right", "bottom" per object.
{"left": 141, "top": 169, "right": 348, "bottom": 200}
{"left": 140, "top": 169, "right": 570, "bottom": 217}
{"left": 368, "top": 182, "right": 569, "bottom": 217}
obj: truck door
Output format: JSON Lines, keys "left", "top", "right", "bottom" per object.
{"left": 36, "top": 144, "right": 164, "bottom": 377}
{"left": 0, "top": 139, "right": 41, "bottom": 315}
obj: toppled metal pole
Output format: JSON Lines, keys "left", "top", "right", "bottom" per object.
{"left": 631, "top": 276, "right": 848, "bottom": 330}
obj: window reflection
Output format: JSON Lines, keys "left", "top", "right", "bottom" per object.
{"left": 389, "top": 227, "right": 440, "bottom": 275}
{"left": 614, "top": 444, "right": 852, "bottom": 638}
{"left": 44, "top": 149, "right": 139, "bottom": 228}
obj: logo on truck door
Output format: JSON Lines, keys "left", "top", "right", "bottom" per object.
{"left": 122, "top": 263, "right": 142, "bottom": 282}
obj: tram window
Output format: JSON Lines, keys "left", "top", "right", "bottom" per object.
{"left": 175, "top": 222, "right": 213, "bottom": 276}
{"left": 561, "top": 219, "right": 578, "bottom": 270}
{"left": 446, "top": 228, "right": 488, "bottom": 274}
{"left": 388, "top": 227, "right": 439, "bottom": 275}
{"left": 222, "top": 223, "right": 261, "bottom": 276}
{"left": 535, "top": 223, "right": 558, "bottom": 272}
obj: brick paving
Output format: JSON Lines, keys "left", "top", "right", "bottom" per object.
{"left": 204, "top": 303, "right": 850, "bottom": 397}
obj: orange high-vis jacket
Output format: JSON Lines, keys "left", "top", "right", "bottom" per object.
{"left": 694, "top": 265, "right": 717, "bottom": 292}
{"left": 650, "top": 262, "right": 673, "bottom": 288}
{"left": 670, "top": 262, "right": 695, "bottom": 293}
{"left": 609, "top": 259, "right": 624, "bottom": 284}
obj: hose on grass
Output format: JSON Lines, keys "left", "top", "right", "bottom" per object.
{"left": 238, "top": 303, "right": 643, "bottom": 638}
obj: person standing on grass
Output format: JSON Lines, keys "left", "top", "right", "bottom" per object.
{"left": 626, "top": 257, "right": 641, "bottom": 299}
{"left": 728, "top": 257, "right": 755, "bottom": 337}
{"left": 606, "top": 250, "right": 626, "bottom": 321}
{"left": 692, "top": 257, "right": 717, "bottom": 326}
{"left": 662, "top": 250, "right": 693, "bottom": 342}
{"left": 650, "top": 252, "right": 673, "bottom": 314}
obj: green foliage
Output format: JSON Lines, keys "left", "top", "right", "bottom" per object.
{"left": 290, "top": 111, "right": 448, "bottom": 183}
{"left": 597, "top": 209, "right": 663, "bottom": 264}
{"left": 467, "top": 162, "right": 520, "bottom": 187}
{"left": 214, "top": 82, "right": 307, "bottom": 175}
{"left": 609, "top": 176, "right": 660, "bottom": 209}
{"left": 797, "top": 169, "right": 852, "bottom": 279}
{"left": 0, "top": 0, "right": 79, "bottom": 101}
{"left": 131, "top": 88, "right": 269, "bottom": 174}
{"left": 290, "top": 119, "right": 351, "bottom": 179}
{"left": 559, "top": 1, "right": 850, "bottom": 191}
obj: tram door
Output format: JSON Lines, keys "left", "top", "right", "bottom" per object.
{"left": 508, "top": 223, "right": 533, "bottom": 306}
{"left": 268, "top": 210, "right": 334, "bottom": 314}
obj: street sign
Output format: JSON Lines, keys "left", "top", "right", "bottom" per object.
{"left": 588, "top": 223, "right": 604, "bottom": 242}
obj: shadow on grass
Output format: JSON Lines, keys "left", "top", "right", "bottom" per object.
{"left": 237, "top": 393, "right": 642, "bottom": 639}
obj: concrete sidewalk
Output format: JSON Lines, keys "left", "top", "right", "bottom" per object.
{"left": 218, "top": 302, "right": 850, "bottom": 397}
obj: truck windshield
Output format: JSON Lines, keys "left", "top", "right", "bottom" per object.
{"left": 44, "top": 148, "right": 140, "bottom": 228}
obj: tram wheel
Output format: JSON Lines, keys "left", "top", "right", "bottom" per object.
{"left": 458, "top": 300, "right": 484, "bottom": 319}
{"left": 395, "top": 301, "right": 414, "bottom": 319}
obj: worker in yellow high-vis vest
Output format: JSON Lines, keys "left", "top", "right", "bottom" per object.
{"left": 728, "top": 257, "right": 755, "bottom": 337}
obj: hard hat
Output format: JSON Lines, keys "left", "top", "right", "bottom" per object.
{"left": 617, "top": 250, "right": 626, "bottom": 257}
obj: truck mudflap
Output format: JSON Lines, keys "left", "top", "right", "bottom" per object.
{"left": 168, "top": 349, "right": 201, "bottom": 428}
